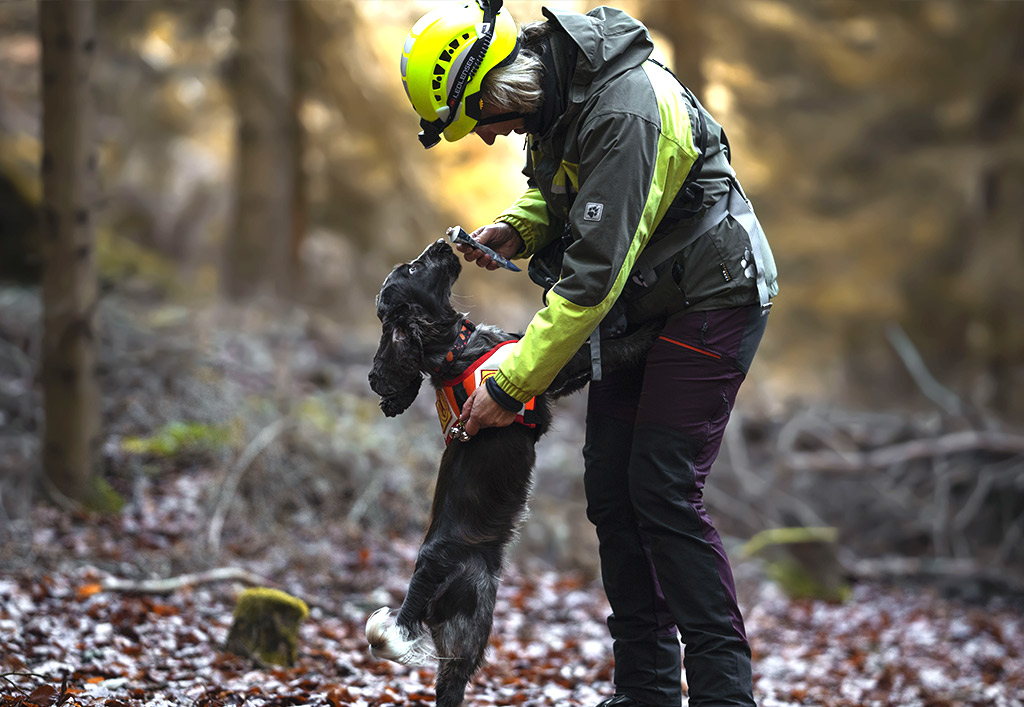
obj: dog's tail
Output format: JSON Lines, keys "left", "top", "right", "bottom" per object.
{"left": 365, "top": 607, "right": 435, "bottom": 666}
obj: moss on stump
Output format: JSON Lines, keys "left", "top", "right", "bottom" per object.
{"left": 225, "top": 587, "right": 309, "bottom": 666}
{"left": 743, "top": 526, "right": 851, "bottom": 602}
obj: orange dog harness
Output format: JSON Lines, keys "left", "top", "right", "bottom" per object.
{"left": 436, "top": 341, "right": 539, "bottom": 445}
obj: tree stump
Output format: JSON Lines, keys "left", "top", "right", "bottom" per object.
{"left": 743, "top": 526, "right": 850, "bottom": 602}
{"left": 225, "top": 587, "right": 309, "bottom": 666}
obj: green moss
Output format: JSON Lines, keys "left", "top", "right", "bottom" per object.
{"left": 742, "top": 526, "right": 839, "bottom": 558}
{"left": 234, "top": 587, "right": 310, "bottom": 620}
{"left": 121, "top": 420, "right": 233, "bottom": 458}
{"left": 295, "top": 396, "right": 335, "bottom": 434}
{"left": 95, "top": 229, "right": 216, "bottom": 299}
{"left": 0, "top": 134, "right": 41, "bottom": 203}
{"left": 226, "top": 588, "right": 310, "bottom": 666}
{"left": 743, "top": 526, "right": 850, "bottom": 603}
{"left": 763, "top": 557, "right": 852, "bottom": 603}
{"left": 83, "top": 476, "right": 126, "bottom": 514}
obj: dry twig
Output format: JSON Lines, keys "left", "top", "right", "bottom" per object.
{"left": 207, "top": 418, "right": 291, "bottom": 555}
{"left": 786, "top": 430, "right": 1024, "bottom": 473}
{"left": 100, "top": 566, "right": 270, "bottom": 594}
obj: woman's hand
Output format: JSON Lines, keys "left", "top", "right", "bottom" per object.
{"left": 455, "top": 223, "right": 524, "bottom": 270}
{"left": 460, "top": 385, "right": 517, "bottom": 436}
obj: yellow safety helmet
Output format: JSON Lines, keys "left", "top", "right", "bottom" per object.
{"left": 400, "top": 0, "right": 520, "bottom": 148}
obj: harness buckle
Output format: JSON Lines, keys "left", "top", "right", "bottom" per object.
{"left": 449, "top": 420, "right": 472, "bottom": 443}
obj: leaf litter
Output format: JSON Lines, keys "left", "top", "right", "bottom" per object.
{"left": 2, "top": 472, "right": 1022, "bottom": 707}
{"left": 1, "top": 290, "right": 1022, "bottom": 705}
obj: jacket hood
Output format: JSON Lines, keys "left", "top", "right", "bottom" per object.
{"left": 541, "top": 6, "right": 653, "bottom": 97}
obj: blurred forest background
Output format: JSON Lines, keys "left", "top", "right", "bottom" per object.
{"left": 2, "top": 0, "right": 1024, "bottom": 598}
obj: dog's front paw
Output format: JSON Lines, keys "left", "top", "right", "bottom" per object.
{"left": 365, "top": 607, "right": 392, "bottom": 648}
{"left": 364, "top": 606, "right": 432, "bottom": 666}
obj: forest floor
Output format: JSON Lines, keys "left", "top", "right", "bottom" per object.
{"left": 1, "top": 464, "right": 1023, "bottom": 707}
{"left": 2, "top": 287, "right": 1024, "bottom": 706}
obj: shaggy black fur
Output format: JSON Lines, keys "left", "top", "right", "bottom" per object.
{"left": 366, "top": 238, "right": 655, "bottom": 707}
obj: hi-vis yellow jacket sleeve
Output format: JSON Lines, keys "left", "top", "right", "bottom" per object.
{"left": 497, "top": 187, "right": 559, "bottom": 258}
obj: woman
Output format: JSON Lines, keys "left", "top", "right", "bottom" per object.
{"left": 399, "top": 3, "right": 777, "bottom": 706}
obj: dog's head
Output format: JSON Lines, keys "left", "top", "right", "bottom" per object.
{"left": 369, "top": 239, "right": 463, "bottom": 417}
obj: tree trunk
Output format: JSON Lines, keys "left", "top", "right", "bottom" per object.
{"left": 640, "top": 0, "right": 705, "bottom": 102}
{"left": 289, "top": 1, "right": 311, "bottom": 291}
{"left": 224, "top": 0, "right": 295, "bottom": 300}
{"left": 39, "top": 0, "right": 101, "bottom": 502}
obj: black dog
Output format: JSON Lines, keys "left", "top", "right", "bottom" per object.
{"left": 365, "top": 238, "right": 654, "bottom": 707}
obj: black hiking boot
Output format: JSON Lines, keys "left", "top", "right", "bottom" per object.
{"left": 595, "top": 696, "right": 654, "bottom": 707}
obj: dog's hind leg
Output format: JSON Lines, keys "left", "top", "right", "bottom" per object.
{"left": 433, "top": 654, "right": 479, "bottom": 707}
{"left": 430, "top": 559, "right": 500, "bottom": 707}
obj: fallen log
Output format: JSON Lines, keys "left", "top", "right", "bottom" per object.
{"left": 100, "top": 566, "right": 270, "bottom": 594}
{"left": 786, "top": 430, "right": 1024, "bottom": 473}
{"left": 98, "top": 566, "right": 339, "bottom": 615}
{"left": 846, "top": 556, "right": 1024, "bottom": 596}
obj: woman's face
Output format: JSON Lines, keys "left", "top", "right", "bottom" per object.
{"left": 472, "top": 102, "right": 526, "bottom": 145}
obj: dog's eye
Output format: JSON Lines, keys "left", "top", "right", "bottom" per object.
{"left": 407, "top": 264, "right": 417, "bottom": 274}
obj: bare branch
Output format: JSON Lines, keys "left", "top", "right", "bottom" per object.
{"left": 207, "top": 418, "right": 291, "bottom": 555}
{"left": 100, "top": 566, "right": 340, "bottom": 616}
{"left": 846, "top": 556, "right": 1024, "bottom": 595}
{"left": 101, "top": 566, "right": 270, "bottom": 594}
{"left": 786, "top": 430, "right": 1024, "bottom": 472}
{"left": 885, "top": 323, "right": 966, "bottom": 418}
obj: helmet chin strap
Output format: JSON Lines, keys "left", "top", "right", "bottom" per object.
{"left": 418, "top": 0, "right": 514, "bottom": 148}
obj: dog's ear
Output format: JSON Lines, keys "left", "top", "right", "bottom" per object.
{"left": 368, "top": 322, "right": 424, "bottom": 417}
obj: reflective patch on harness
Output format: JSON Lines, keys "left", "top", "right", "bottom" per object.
{"left": 435, "top": 390, "right": 453, "bottom": 433}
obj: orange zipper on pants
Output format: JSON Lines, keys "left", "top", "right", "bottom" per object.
{"left": 657, "top": 335, "right": 722, "bottom": 359}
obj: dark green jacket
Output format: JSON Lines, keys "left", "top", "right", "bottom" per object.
{"left": 493, "top": 7, "right": 778, "bottom": 403}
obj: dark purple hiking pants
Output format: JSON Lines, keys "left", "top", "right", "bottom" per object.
{"left": 584, "top": 303, "right": 767, "bottom": 707}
